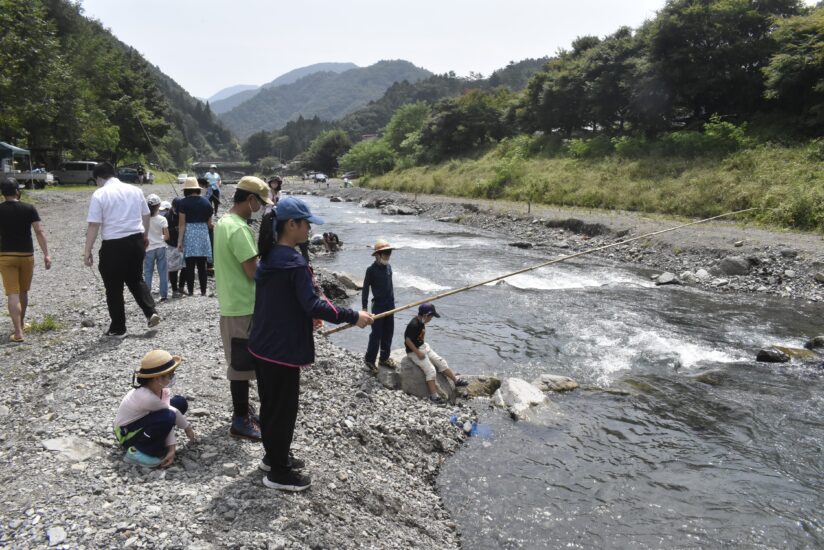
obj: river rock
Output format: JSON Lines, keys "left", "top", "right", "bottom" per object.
{"left": 756, "top": 347, "right": 790, "bottom": 363}
{"left": 531, "top": 374, "right": 578, "bottom": 392}
{"left": 695, "top": 268, "right": 711, "bottom": 280}
{"left": 41, "top": 437, "right": 101, "bottom": 462}
{"left": 655, "top": 272, "right": 680, "bottom": 286}
{"left": 772, "top": 346, "right": 819, "bottom": 361}
{"left": 779, "top": 248, "right": 798, "bottom": 259}
{"left": 719, "top": 256, "right": 750, "bottom": 275}
{"left": 492, "top": 378, "right": 546, "bottom": 419}
{"left": 381, "top": 204, "right": 400, "bottom": 215}
{"left": 455, "top": 376, "right": 501, "bottom": 398}
{"left": 398, "top": 356, "right": 455, "bottom": 404}
{"left": 680, "top": 271, "right": 698, "bottom": 283}
{"left": 329, "top": 196, "right": 343, "bottom": 202}
{"left": 784, "top": 270, "right": 796, "bottom": 278}
{"left": 376, "top": 365, "right": 401, "bottom": 390}
{"left": 47, "top": 526, "right": 67, "bottom": 546}
{"left": 691, "top": 369, "right": 729, "bottom": 386}
{"left": 804, "top": 336, "right": 824, "bottom": 350}
{"left": 334, "top": 272, "right": 363, "bottom": 290}
{"left": 396, "top": 205, "right": 418, "bottom": 215}
{"left": 508, "top": 242, "right": 533, "bottom": 249}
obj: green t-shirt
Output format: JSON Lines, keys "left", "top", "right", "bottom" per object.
{"left": 214, "top": 213, "right": 257, "bottom": 316}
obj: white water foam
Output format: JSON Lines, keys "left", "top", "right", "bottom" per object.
{"left": 351, "top": 217, "right": 406, "bottom": 224}
{"left": 394, "top": 273, "right": 450, "bottom": 292}
{"left": 474, "top": 266, "right": 652, "bottom": 291}
{"left": 390, "top": 237, "right": 462, "bottom": 249}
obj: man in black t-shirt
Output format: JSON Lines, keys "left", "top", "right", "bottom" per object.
{"left": 403, "top": 303, "right": 467, "bottom": 404}
{"left": 0, "top": 180, "right": 51, "bottom": 342}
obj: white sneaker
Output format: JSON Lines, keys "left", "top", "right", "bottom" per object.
{"left": 147, "top": 313, "right": 161, "bottom": 328}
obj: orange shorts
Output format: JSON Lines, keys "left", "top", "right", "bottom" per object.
{"left": 0, "top": 254, "right": 35, "bottom": 296}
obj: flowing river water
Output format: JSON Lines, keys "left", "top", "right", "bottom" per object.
{"left": 300, "top": 195, "right": 824, "bottom": 549}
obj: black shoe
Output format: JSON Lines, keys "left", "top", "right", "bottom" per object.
{"left": 263, "top": 468, "right": 311, "bottom": 492}
{"left": 429, "top": 395, "right": 445, "bottom": 404}
{"left": 104, "top": 328, "right": 127, "bottom": 339}
{"left": 259, "top": 453, "right": 305, "bottom": 472}
{"left": 455, "top": 377, "right": 469, "bottom": 387}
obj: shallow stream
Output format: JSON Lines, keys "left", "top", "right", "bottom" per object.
{"left": 303, "top": 195, "right": 824, "bottom": 548}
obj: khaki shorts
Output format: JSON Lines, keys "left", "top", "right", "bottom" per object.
{"left": 0, "top": 254, "right": 34, "bottom": 296}
{"left": 219, "top": 314, "right": 256, "bottom": 381}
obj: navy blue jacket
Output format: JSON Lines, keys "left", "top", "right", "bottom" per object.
{"left": 362, "top": 262, "right": 395, "bottom": 312}
{"left": 249, "top": 245, "right": 359, "bottom": 367}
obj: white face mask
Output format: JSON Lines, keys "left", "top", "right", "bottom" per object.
{"left": 379, "top": 257, "right": 390, "bottom": 266}
{"left": 165, "top": 373, "right": 176, "bottom": 388}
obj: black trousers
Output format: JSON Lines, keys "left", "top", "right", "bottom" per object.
{"left": 254, "top": 359, "right": 300, "bottom": 468}
{"left": 365, "top": 309, "right": 394, "bottom": 363}
{"left": 168, "top": 268, "right": 187, "bottom": 292}
{"left": 98, "top": 233, "right": 156, "bottom": 332}
{"left": 184, "top": 257, "right": 207, "bottom": 295}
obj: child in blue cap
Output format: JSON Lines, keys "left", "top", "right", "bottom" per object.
{"left": 404, "top": 303, "right": 467, "bottom": 404}
{"left": 249, "top": 196, "right": 373, "bottom": 491}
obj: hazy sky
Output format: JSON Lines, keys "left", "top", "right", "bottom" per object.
{"left": 78, "top": 0, "right": 815, "bottom": 100}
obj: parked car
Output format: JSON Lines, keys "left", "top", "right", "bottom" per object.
{"left": 117, "top": 167, "right": 139, "bottom": 183}
{"left": 177, "top": 173, "right": 188, "bottom": 185}
{"left": 313, "top": 173, "right": 327, "bottom": 183}
{"left": 52, "top": 161, "right": 98, "bottom": 185}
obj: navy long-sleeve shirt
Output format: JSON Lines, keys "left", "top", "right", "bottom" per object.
{"left": 249, "top": 245, "right": 359, "bottom": 367}
{"left": 362, "top": 261, "right": 395, "bottom": 312}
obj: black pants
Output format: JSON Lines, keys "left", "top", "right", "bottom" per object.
{"left": 98, "top": 233, "right": 156, "bottom": 332}
{"left": 184, "top": 257, "right": 207, "bottom": 295}
{"left": 365, "top": 308, "right": 394, "bottom": 363}
{"left": 210, "top": 191, "right": 220, "bottom": 216}
{"left": 168, "top": 268, "right": 187, "bottom": 292}
{"left": 255, "top": 359, "right": 299, "bottom": 468}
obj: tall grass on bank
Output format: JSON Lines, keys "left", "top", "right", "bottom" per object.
{"left": 366, "top": 142, "right": 824, "bottom": 232}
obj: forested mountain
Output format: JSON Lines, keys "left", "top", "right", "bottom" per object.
{"left": 339, "top": 58, "right": 549, "bottom": 139}
{"left": 218, "top": 60, "right": 432, "bottom": 138}
{"left": 0, "top": 0, "right": 238, "bottom": 169}
{"left": 208, "top": 84, "right": 258, "bottom": 104}
{"left": 210, "top": 62, "right": 359, "bottom": 115}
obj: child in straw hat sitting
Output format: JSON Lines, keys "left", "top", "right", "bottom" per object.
{"left": 114, "top": 350, "right": 196, "bottom": 468}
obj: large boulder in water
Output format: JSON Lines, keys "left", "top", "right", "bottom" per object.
{"left": 395, "top": 349, "right": 456, "bottom": 404}
{"left": 756, "top": 347, "right": 790, "bottom": 363}
{"left": 804, "top": 336, "right": 824, "bottom": 350}
{"left": 334, "top": 272, "right": 363, "bottom": 290}
{"left": 772, "top": 345, "right": 819, "bottom": 361}
{"left": 456, "top": 376, "right": 501, "bottom": 398}
{"left": 492, "top": 378, "right": 546, "bottom": 419}
{"left": 719, "top": 256, "right": 750, "bottom": 276}
{"left": 531, "top": 374, "right": 578, "bottom": 392}
{"left": 655, "top": 272, "right": 680, "bottom": 286}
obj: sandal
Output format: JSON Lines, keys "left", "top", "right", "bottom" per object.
{"left": 9, "top": 334, "right": 24, "bottom": 343}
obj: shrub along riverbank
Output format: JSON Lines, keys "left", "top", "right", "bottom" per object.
{"left": 364, "top": 140, "right": 824, "bottom": 232}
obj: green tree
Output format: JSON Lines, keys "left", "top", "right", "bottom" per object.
{"left": 383, "top": 102, "right": 430, "bottom": 153}
{"left": 305, "top": 129, "right": 351, "bottom": 174}
{"left": 763, "top": 6, "right": 824, "bottom": 132}
{"left": 339, "top": 138, "right": 396, "bottom": 175}
{"left": 647, "top": 0, "right": 802, "bottom": 124}
{"left": 243, "top": 131, "right": 272, "bottom": 164}
{"left": 258, "top": 156, "right": 281, "bottom": 173}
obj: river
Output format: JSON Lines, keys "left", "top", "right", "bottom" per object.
{"left": 300, "top": 195, "right": 824, "bottom": 549}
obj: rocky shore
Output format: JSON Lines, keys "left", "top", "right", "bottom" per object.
{"left": 300, "top": 182, "right": 824, "bottom": 303}
{"left": 0, "top": 186, "right": 470, "bottom": 549}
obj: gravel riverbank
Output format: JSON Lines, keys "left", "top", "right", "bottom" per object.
{"left": 302, "top": 181, "right": 824, "bottom": 304}
{"left": 0, "top": 185, "right": 467, "bottom": 549}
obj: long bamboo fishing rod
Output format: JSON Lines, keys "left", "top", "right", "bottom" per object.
{"left": 321, "top": 207, "right": 757, "bottom": 337}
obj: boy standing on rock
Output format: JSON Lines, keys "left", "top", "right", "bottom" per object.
{"left": 249, "top": 197, "right": 373, "bottom": 491}
{"left": 404, "top": 303, "right": 467, "bottom": 404}
{"left": 362, "top": 239, "right": 397, "bottom": 372}
{"left": 214, "top": 176, "right": 272, "bottom": 441}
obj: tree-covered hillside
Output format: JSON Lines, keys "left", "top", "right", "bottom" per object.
{"left": 0, "top": 0, "right": 238, "bottom": 169}
{"left": 218, "top": 60, "right": 432, "bottom": 138}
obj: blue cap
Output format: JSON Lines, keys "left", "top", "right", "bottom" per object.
{"left": 418, "top": 303, "right": 440, "bottom": 317}
{"left": 275, "top": 197, "right": 324, "bottom": 224}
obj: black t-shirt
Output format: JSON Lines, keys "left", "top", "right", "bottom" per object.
{"left": 0, "top": 200, "right": 40, "bottom": 254}
{"left": 177, "top": 196, "right": 212, "bottom": 223}
{"left": 404, "top": 317, "right": 426, "bottom": 353}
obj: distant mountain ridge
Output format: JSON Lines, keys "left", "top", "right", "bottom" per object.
{"left": 208, "top": 84, "right": 258, "bottom": 104}
{"left": 210, "top": 62, "right": 359, "bottom": 115}
{"left": 218, "top": 60, "right": 432, "bottom": 138}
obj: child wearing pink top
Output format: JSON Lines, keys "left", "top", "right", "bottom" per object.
{"left": 114, "top": 349, "right": 196, "bottom": 467}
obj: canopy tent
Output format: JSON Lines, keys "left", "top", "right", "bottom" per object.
{"left": 0, "top": 142, "right": 33, "bottom": 177}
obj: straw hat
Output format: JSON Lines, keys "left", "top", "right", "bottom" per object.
{"left": 236, "top": 176, "right": 273, "bottom": 205}
{"left": 135, "top": 349, "right": 182, "bottom": 379}
{"left": 182, "top": 177, "right": 200, "bottom": 190}
{"left": 371, "top": 239, "right": 396, "bottom": 256}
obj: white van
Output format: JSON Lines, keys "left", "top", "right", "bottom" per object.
{"left": 52, "top": 161, "right": 98, "bottom": 185}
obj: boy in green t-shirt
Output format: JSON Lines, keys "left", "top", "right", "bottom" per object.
{"left": 214, "top": 176, "right": 272, "bottom": 440}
